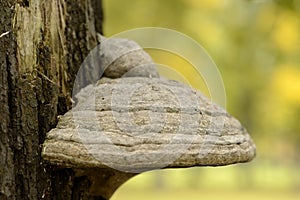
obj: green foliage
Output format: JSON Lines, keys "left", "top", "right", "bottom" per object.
{"left": 274, "top": 0, "right": 295, "bottom": 9}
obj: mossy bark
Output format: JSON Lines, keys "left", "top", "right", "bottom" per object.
{"left": 0, "top": 0, "right": 107, "bottom": 199}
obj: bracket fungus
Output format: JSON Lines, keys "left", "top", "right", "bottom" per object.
{"left": 99, "top": 36, "right": 159, "bottom": 78}
{"left": 42, "top": 37, "right": 256, "bottom": 199}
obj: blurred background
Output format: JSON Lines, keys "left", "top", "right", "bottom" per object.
{"left": 103, "top": 0, "right": 300, "bottom": 199}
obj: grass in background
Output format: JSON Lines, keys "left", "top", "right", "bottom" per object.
{"left": 111, "top": 189, "right": 300, "bottom": 200}
{"left": 111, "top": 161, "right": 300, "bottom": 200}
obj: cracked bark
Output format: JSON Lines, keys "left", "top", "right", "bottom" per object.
{"left": 0, "top": 0, "right": 106, "bottom": 199}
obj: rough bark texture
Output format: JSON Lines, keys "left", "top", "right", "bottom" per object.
{"left": 0, "top": 0, "right": 104, "bottom": 199}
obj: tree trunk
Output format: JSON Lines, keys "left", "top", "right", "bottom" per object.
{"left": 0, "top": 0, "right": 104, "bottom": 199}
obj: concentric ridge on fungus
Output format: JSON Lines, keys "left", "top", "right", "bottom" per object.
{"left": 42, "top": 77, "right": 256, "bottom": 172}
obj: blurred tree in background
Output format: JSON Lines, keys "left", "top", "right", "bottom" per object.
{"left": 103, "top": 0, "right": 300, "bottom": 199}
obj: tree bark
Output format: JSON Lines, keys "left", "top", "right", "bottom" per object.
{"left": 0, "top": 0, "right": 104, "bottom": 199}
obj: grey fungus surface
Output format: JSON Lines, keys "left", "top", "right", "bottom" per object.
{"left": 99, "top": 37, "right": 159, "bottom": 78}
{"left": 74, "top": 36, "right": 159, "bottom": 93}
{"left": 42, "top": 77, "right": 256, "bottom": 173}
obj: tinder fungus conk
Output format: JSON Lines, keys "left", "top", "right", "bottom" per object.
{"left": 41, "top": 36, "right": 255, "bottom": 199}
{"left": 42, "top": 77, "right": 255, "bottom": 172}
